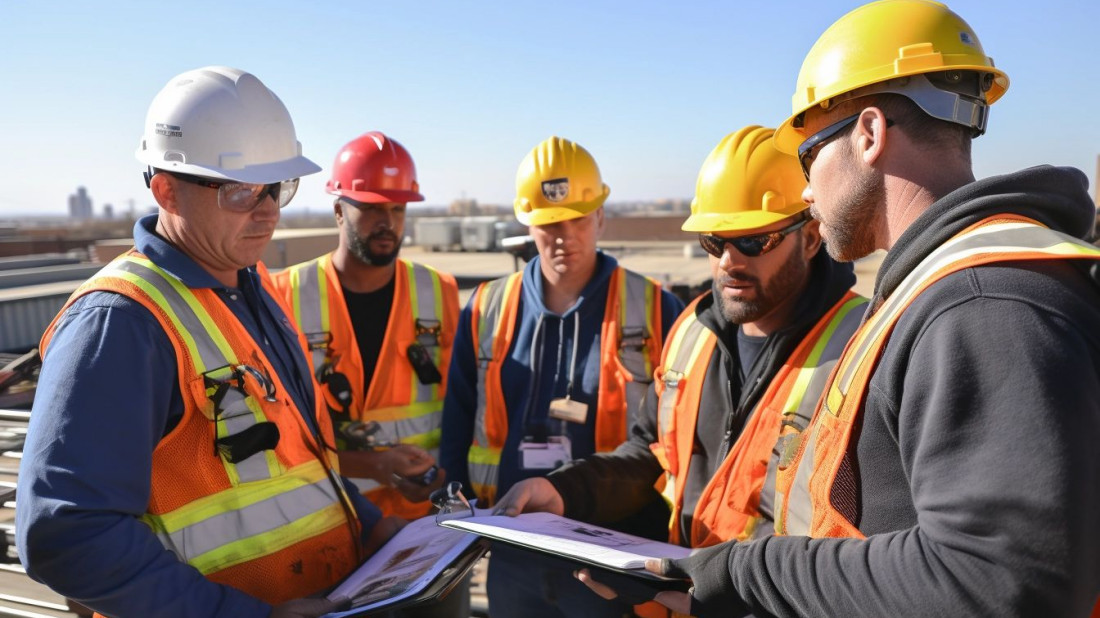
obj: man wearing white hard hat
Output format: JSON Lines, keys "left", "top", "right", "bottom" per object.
{"left": 17, "top": 66, "right": 398, "bottom": 618}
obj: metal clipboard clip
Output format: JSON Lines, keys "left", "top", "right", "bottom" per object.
{"left": 431, "top": 481, "right": 475, "bottom": 523}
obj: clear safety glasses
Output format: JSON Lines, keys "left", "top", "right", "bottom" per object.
{"left": 168, "top": 171, "right": 300, "bottom": 212}
{"left": 698, "top": 216, "right": 809, "bottom": 259}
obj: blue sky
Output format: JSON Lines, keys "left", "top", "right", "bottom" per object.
{"left": 2, "top": 0, "right": 1097, "bottom": 217}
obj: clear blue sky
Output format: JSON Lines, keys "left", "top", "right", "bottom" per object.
{"left": 2, "top": 0, "right": 1097, "bottom": 218}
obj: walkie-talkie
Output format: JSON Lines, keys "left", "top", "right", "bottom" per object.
{"left": 406, "top": 343, "right": 443, "bottom": 385}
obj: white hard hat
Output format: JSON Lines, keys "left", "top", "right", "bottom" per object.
{"left": 136, "top": 66, "right": 320, "bottom": 184}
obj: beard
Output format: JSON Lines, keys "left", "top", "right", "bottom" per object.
{"left": 346, "top": 226, "right": 403, "bottom": 267}
{"left": 713, "top": 238, "right": 810, "bottom": 325}
{"left": 810, "top": 161, "right": 884, "bottom": 262}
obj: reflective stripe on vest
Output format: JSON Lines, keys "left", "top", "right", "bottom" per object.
{"left": 42, "top": 251, "right": 360, "bottom": 602}
{"left": 468, "top": 267, "right": 663, "bottom": 507}
{"left": 775, "top": 218, "right": 1100, "bottom": 538}
{"left": 653, "top": 292, "right": 866, "bottom": 546}
{"left": 278, "top": 255, "right": 454, "bottom": 515}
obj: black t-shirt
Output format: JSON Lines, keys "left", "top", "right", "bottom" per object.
{"left": 736, "top": 326, "right": 767, "bottom": 382}
{"left": 342, "top": 276, "right": 395, "bottom": 389}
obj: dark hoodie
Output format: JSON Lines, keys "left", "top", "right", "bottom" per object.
{"left": 676, "top": 166, "right": 1100, "bottom": 618}
{"left": 548, "top": 246, "right": 859, "bottom": 543}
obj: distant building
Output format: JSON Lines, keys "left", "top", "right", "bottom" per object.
{"left": 68, "top": 186, "right": 93, "bottom": 220}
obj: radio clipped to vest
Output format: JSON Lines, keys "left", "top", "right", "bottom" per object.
{"left": 408, "top": 317, "right": 444, "bottom": 385}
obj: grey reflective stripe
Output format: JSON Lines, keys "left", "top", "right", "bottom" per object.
{"left": 757, "top": 298, "right": 866, "bottom": 527}
{"left": 473, "top": 277, "right": 513, "bottom": 450}
{"left": 369, "top": 409, "right": 444, "bottom": 444}
{"left": 838, "top": 223, "right": 1098, "bottom": 396}
{"left": 409, "top": 262, "right": 443, "bottom": 402}
{"left": 108, "top": 259, "right": 230, "bottom": 373}
{"left": 291, "top": 259, "right": 328, "bottom": 374}
{"left": 655, "top": 316, "right": 709, "bottom": 436}
{"left": 468, "top": 460, "right": 499, "bottom": 494}
{"left": 781, "top": 420, "right": 821, "bottom": 536}
{"left": 105, "top": 257, "right": 272, "bottom": 482}
{"left": 619, "top": 270, "right": 654, "bottom": 431}
{"left": 152, "top": 477, "right": 341, "bottom": 562}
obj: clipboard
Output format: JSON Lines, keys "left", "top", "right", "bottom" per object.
{"left": 322, "top": 491, "right": 488, "bottom": 617}
{"left": 431, "top": 482, "right": 690, "bottom": 584}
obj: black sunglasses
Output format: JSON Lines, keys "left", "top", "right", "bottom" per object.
{"left": 698, "top": 216, "right": 809, "bottom": 259}
{"left": 797, "top": 114, "right": 895, "bottom": 180}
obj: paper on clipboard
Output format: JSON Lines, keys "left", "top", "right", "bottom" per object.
{"left": 323, "top": 515, "right": 481, "bottom": 616}
{"left": 438, "top": 512, "right": 690, "bottom": 578}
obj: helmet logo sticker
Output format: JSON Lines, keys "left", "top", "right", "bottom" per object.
{"left": 383, "top": 166, "right": 400, "bottom": 176}
{"left": 542, "top": 178, "right": 570, "bottom": 202}
{"left": 155, "top": 123, "right": 182, "bottom": 138}
{"left": 959, "top": 31, "right": 974, "bottom": 45}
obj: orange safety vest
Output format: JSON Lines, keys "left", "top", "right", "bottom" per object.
{"left": 649, "top": 291, "right": 866, "bottom": 547}
{"left": 465, "top": 267, "right": 664, "bottom": 507}
{"left": 775, "top": 216, "right": 1100, "bottom": 544}
{"left": 41, "top": 250, "right": 362, "bottom": 605}
{"left": 270, "top": 254, "right": 459, "bottom": 519}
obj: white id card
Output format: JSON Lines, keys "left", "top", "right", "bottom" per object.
{"left": 548, "top": 398, "right": 588, "bottom": 424}
{"left": 519, "top": 435, "right": 572, "bottom": 470}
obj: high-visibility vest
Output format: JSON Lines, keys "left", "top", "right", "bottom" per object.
{"left": 466, "top": 267, "right": 665, "bottom": 507}
{"left": 649, "top": 291, "right": 866, "bottom": 547}
{"left": 271, "top": 254, "right": 458, "bottom": 519}
{"left": 775, "top": 216, "right": 1100, "bottom": 541}
{"left": 40, "top": 250, "right": 362, "bottom": 605}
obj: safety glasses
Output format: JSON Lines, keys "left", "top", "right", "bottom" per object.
{"left": 698, "top": 216, "right": 809, "bottom": 258}
{"left": 166, "top": 170, "right": 299, "bottom": 212}
{"left": 797, "top": 113, "right": 860, "bottom": 180}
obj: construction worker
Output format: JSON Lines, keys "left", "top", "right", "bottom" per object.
{"left": 16, "top": 67, "right": 397, "bottom": 618}
{"left": 495, "top": 126, "right": 866, "bottom": 607}
{"left": 270, "top": 131, "right": 466, "bottom": 617}
{"left": 641, "top": 2, "right": 1100, "bottom": 617}
{"left": 439, "top": 136, "right": 684, "bottom": 617}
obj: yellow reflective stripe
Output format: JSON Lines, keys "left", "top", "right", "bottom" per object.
{"left": 315, "top": 255, "right": 330, "bottom": 334}
{"left": 189, "top": 498, "right": 348, "bottom": 575}
{"left": 147, "top": 459, "right": 329, "bottom": 531}
{"left": 778, "top": 295, "right": 867, "bottom": 414}
{"left": 468, "top": 444, "right": 501, "bottom": 465}
{"left": 364, "top": 400, "right": 442, "bottom": 422}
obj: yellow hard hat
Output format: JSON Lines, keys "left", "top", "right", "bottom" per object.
{"left": 774, "top": 0, "right": 1009, "bottom": 154}
{"left": 514, "top": 136, "right": 610, "bottom": 226}
{"left": 682, "top": 126, "right": 807, "bottom": 234}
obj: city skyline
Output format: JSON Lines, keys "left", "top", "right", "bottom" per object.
{"left": 3, "top": 0, "right": 1098, "bottom": 217}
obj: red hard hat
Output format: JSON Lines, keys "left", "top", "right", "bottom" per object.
{"left": 325, "top": 132, "right": 424, "bottom": 203}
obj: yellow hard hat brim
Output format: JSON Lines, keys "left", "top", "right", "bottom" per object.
{"left": 681, "top": 208, "right": 807, "bottom": 233}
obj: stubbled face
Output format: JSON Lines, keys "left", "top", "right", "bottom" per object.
{"left": 709, "top": 218, "right": 817, "bottom": 331}
{"left": 800, "top": 110, "right": 885, "bottom": 262}
{"left": 338, "top": 200, "right": 406, "bottom": 266}
{"left": 529, "top": 208, "right": 603, "bottom": 277}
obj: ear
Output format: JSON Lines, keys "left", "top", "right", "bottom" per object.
{"left": 854, "top": 107, "right": 889, "bottom": 168}
{"left": 594, "top": 206, "right": 606, "bottom": 240}
{"left": 149, "top": 173, "right": 180, "bottom": 214}
{"left": 801, "top": 217, "right": 823, "bottom": 258}
{"left": 333, "top": 199, "right": 345, "bottom": 225}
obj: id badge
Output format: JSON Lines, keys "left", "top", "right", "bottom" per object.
{"left": 519, "top": 435, "right": 572, "bottom": 470}
{"left": 548, "top": 397, "right": 588, "bottom": 424}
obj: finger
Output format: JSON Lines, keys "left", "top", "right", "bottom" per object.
{"left": 574, "top": 569, "right": 619, "bottom": 600}
{"left": 654, "top": 590, "right": 692, "bottom": 614}
{"left": 644, "top": 558, "right": 667, "bottom": 574}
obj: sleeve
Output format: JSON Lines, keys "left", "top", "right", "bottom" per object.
{"left": 15, "top": 294, "right": 270, "bottom": 618}
{"left": 704, "top": 293, "right": 1100, "bottom": 617}
{"left": 439, "top": 294, "right": 479, "bottom": 499}
{"left": 343, "top": 477, "right": 383, "bottom": 545}
{"left": 549, "top": 380, "right": 664, "bottom": 524}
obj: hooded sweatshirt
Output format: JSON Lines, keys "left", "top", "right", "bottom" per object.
{"left": 676, "top": 166, "right": 1100, "bottom": 618}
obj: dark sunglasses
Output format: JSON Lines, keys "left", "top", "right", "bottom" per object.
{"left": 698, "top": 216, "right": 810, "bottom": 258}
{"left": 797, "top": 114, "right": 895, "bottom": 180}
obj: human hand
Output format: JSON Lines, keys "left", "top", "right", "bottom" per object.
{"left": 384, "top": 444, "right": 436, "bottom": 480}
{"left": 573, "top": 567, "right": 682, "bottom": 605}
{"left": 336, "top": 444, "right": 433, "bottom": 486}
{"left": 491, "top": 477, "right": 564, "bottom": 516}
{"left": 393, "top": 463, "right": 446, "bottom": 503}
{"left": 643, "top": 542, "right": 749, "bottom": 618}
{"left": 269, "top": 596, "right": 350, "bottom": 618}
